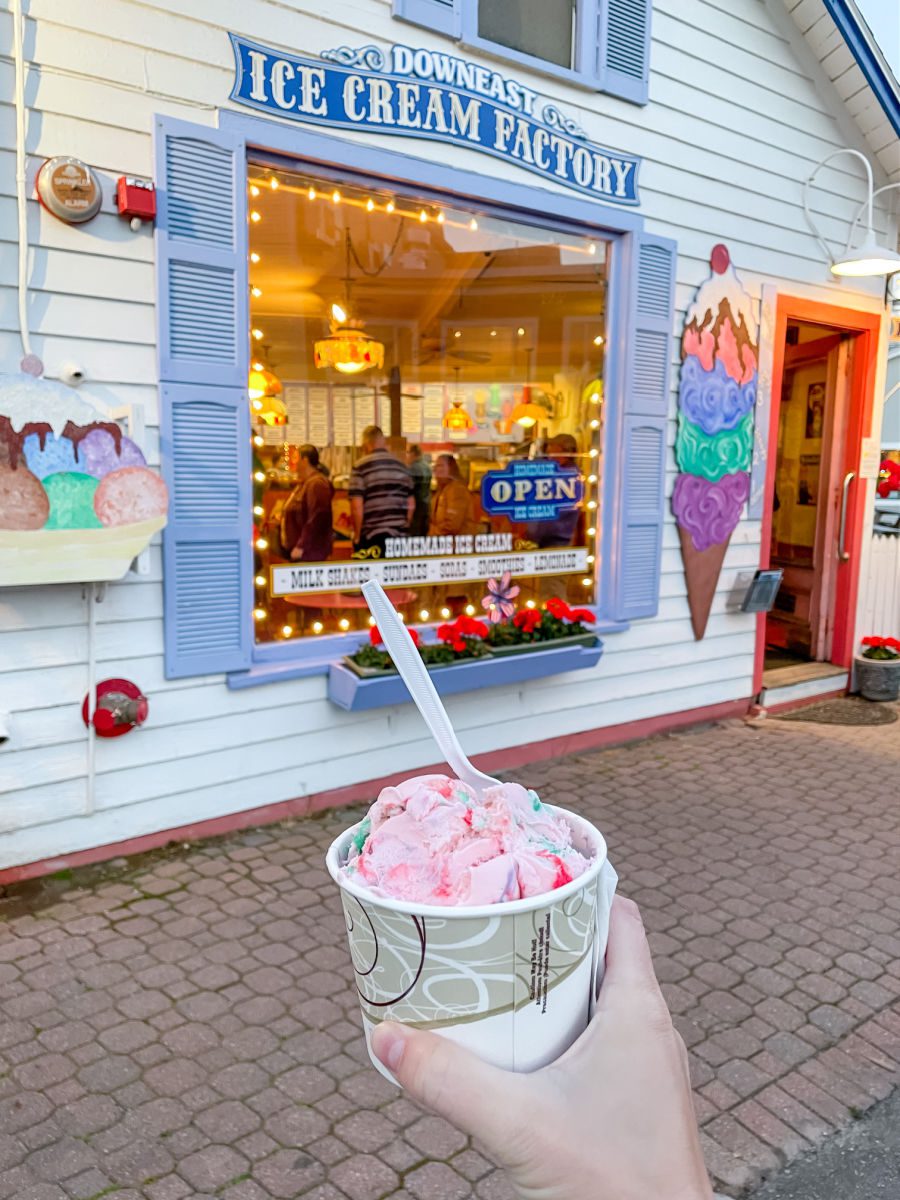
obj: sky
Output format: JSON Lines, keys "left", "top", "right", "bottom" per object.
{"left": 855, "top": 0, "right": 900, "bottom": 80}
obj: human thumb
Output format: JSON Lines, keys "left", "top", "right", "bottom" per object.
{"left": 371, "top": 1022, "right": 525, "bottom": 1146}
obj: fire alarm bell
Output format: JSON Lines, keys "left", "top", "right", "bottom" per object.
{"left": 116, "top": 176, "right": 156, "bottom": 222}
{"left": 82, "top": 678, "right": 149, "bottom": 738}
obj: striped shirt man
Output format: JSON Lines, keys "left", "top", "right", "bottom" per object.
{"left": 349, "top": 427, "right": 414, "bottom": 550}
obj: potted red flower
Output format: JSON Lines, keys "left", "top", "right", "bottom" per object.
{"left": 486, "top": 596, "right": 599, "bottom": 655}
{"left": 856, "top": 636, "right": 900, "bottom": 701}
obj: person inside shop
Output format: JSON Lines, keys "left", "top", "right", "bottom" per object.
{"left": 349, "top": 425, "right": 414, "bottom": 556}
{"left": 280, "top": 444, "right": 335, "bottom": 563}
{"left": 429, "top": 453, "right": 479, "bottom": 537}
{"left": 406, "top": 444, "right": 432, "bottom": 537}
{"left": 520, "top": 433, "right": 582, "bottom": 603}
{"left": 521, "top": 433, "right": 580, "bottom": 549}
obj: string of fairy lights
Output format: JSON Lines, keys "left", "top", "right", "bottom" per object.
{"left": 248, "top": 168, "right": 604, "bottom": 639}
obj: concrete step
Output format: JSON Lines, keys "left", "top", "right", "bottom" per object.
{"left": 760, "top": 662, "right": 848, "bottom": 709}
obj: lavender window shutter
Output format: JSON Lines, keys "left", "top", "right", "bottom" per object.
{"left": 612, "top": 232, "right": 676, "bottom": 620}
{"left": 392, "top": 0, "right": 460, "bottom": 37}
{"left": 597, "top": 0, "right": 652, "bottom": 104}
{"left": 156, "top": 117, "right": 252, "bottom": 678}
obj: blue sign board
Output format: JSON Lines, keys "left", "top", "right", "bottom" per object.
{"left": 481, "top": 460, "right": 584, "bottom": 522}
{"left": 229, "top": 36, "right": 641, "bottom": 207}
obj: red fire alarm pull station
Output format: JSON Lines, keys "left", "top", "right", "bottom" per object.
{"left": 116, "top": 176, "right": 156, "bottom": 222}
{"left": 82, "top": 678, "right": 149, "bottom": 738}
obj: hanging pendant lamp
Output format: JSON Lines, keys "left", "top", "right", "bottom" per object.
{"left": 315, "top": 233, "right": 385, "bottom": 375}
{"left": 248, "top": 365, "right": 282, "bottom": 401}
{"left": 248, "top": 353, "right": 286, "bottom": 426}
{"left": 442, "top": 399, "right": 475, "bottom": 431}
{"left": 314, "top": 306, "right": 385, "bottom": 375}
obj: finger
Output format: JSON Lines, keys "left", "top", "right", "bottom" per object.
{"left": 371, "top": 1021, "right": 525, "bottom": 1144}
{"left": 602, "top": 895, "right": 660, "bottom": 990}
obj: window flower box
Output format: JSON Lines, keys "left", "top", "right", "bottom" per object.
{"left": 328, "top": 639, "right": 604, "bottom": 711}
{"left": 341, "top": 650, "right": 489, "bottom": 679}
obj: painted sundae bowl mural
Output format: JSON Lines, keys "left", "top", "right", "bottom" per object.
{"left": 0, "top": 373, "right": 168, "bottom": 586}
{"left": 672, "top": 245, "right": 759, "bottom": 639}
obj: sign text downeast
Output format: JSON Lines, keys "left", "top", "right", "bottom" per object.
{"left": 230, "top": 35, "right": 640, "bottom": 206}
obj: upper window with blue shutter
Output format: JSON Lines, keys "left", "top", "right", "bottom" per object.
{"left": 393, "top": 0, "right": 651, "bottom": 104}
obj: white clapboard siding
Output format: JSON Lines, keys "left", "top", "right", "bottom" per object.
{"left": 0, "top": 332, "right": 158, "bottom": 385}
{"left": 858, "top": 536, "right": 900, "bottom": 639}
{"left": 0, "top": 200, "right": 155, "bottom": 262}
{"left": 785, "top": 0, "right": 899, "bottom": 182}
{"left": 0, "top": 290, "right": 155, "bottom": 345}
{"left": 0, "top": 0, "right": 893, "bottom": 868}
{"left": 0, "top": 246, "right": 155, "bottom": 306}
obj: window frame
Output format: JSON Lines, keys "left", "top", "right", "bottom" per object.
{"left": 457, "top": 0, "right": 603, "bottom": 92}
{"left": 215, "top": 109, "right": 645, "bottom": 680}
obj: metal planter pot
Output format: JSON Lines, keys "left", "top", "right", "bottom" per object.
{"left": 855, "top": 655, "right": 900, "bottom": 702}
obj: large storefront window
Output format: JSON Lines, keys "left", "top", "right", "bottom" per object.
{"left": 247, "top": 162, "right": 608, "bottom": 643}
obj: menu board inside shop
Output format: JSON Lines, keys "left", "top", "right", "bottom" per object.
{"left": 401, "top": 391, "right": 424, "bottom": 440}
{"left": 307, "top": 386, "right": 331, "bottom": 446}
{"left": 422, "top": 384, "right": 446, "bottom": 441}
{"left": 332, "top": 389, "right": 354, "bottom": 446}
{"left": 353, "top": 388, "right": 377, "bottom": 442}
{"left": 283, "top": 384, "right": 308, "bottom": 442}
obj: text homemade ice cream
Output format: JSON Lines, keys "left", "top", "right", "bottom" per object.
{"left": 341, "top": 774, "right": 592, "bottom": 906}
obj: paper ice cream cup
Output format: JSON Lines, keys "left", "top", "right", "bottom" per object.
{"left": 326, "top": 805, "right": 617, "bottom": 1079}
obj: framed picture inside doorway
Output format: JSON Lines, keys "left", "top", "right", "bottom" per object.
{"left": 805, "top": 382, "right": 825, "bottom": 439}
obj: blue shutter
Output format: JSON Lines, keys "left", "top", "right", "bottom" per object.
{"left": 610, "top": 232, "right": 676, "bottom": 620}
{"left": 393, "top": 0, "right": 460, "bottom": 37}
{"left": 155, "top": 117, "right": 252, "bottom": 678}
{"left": 597, "top": 0, "right": 651, "bottom": 104}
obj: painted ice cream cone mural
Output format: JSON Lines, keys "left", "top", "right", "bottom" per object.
{"left": 673, "top": 245, "right": 758, "bottom": 639}
{"left": 0, "top": 372, "right": 168, "bottom": 586}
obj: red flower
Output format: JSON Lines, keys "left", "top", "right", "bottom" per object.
{"left": 459, "top": 615, "right": 488, "bottom": 639}
{"left": 546, "top": 597, "right": 594, "bottom": 624}
{"left": 514, "top": 609, "right": 543, "bottom": 634}
{"left": 862, "top": 636, "right": 887, "bottom": 647}
{"left": 371, "top": 623, "right": 419, "bottom": 647}
{"left": 436, "top": 622, "right": 465, "bottom": 652}
{"left": 437, "top": 615, "right": 485, "bottom": 652}
{"left": 546, "top": 597, "right": 572, "bottom": 621}
{"left": 887, "top": 638, "right": 900, "bottom": 651}
{"left": 568, "top": 607, "right": 596, "bottom": 624}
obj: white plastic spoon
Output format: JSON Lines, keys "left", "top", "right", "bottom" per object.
{"left": 362, "top": 579, "right": 500, "bottom": 796}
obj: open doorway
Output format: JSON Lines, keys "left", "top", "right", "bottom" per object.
{"left": 756, "top": 297, "right": 882, "bottom": 702}
{"left": 765, "top": 320, "right": 851, "bottom": 668}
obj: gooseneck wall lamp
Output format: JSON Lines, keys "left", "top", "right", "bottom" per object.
{"left": 803, "top": 148, "right": 900, "bottom": 279}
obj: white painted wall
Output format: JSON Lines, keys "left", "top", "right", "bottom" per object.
{"left": 0, "top": 0, "right": 896, "bottom": 870}
{"left": 858, "top": 532, "right": 900, "bottom": 637}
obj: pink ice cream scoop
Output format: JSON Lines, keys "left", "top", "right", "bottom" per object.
{"left": 341, "top": 774, "right": 592, "bottom": 906}
{"left": 94, "top": 466, "right": 168, "bottom": 527}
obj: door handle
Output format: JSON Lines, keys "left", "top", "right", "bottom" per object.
{"left": 838, "top": 471, "right": 855, "bottom": 562}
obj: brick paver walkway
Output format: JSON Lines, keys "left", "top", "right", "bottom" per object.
{"left": 2, "top": 714, "right": 900, "bottom": 1199}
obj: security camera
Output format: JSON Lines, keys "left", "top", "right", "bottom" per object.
{"left": 0, "top": 712, "right": 11, "bottom": 746}
{"left": 60, "top": 362, "right": 85, "bottom": 386}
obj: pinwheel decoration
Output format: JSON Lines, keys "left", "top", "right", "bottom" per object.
{"left": 481, "top": 571, "right": 520, "bottom": 623}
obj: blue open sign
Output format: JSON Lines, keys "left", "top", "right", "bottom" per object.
{"left": 481, "top": 460, "right": 583, "bottom": 523}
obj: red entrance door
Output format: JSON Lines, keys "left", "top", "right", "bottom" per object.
{"left": 754, "top": 298, "right": 882, "bottom": 694}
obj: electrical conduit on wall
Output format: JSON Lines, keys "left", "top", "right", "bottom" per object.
{"left": 12, "top": 0, "right": 102, "bottom": 812}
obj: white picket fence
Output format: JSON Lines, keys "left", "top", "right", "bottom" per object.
{"left": 859, "top": 534, "right": 900, "bottom": 638}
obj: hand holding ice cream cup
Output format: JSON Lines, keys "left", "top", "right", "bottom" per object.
{"left": 326, "top": 581, "right": 617, "bottom": 1079}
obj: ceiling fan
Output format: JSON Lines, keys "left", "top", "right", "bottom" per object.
{"left": 415, "top": 335, "right": 491, "bottom": 366}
